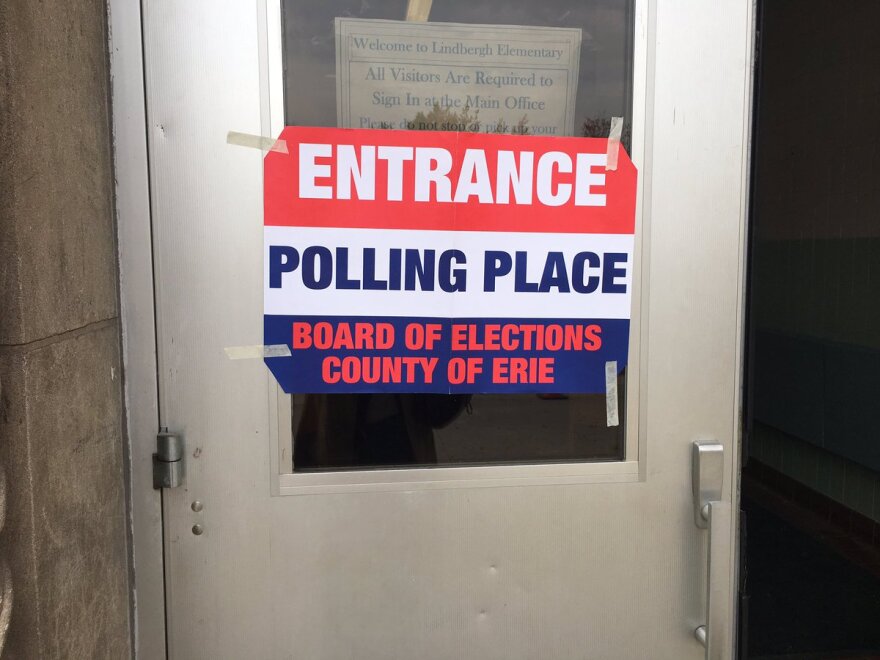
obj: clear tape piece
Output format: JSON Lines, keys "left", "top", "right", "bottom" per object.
{"left": 605, "top": 360, "right": 620, "bottom": 427}
{"left": 605, "top": 116, "right": 624, "bottom": 171}
{"left": 226, "top": 131, "right": 288, "bottom": 154}
{"left": 224, "top": 344, "right": 292, "bottom": 360}
{"left": 405, "top": 0, "right": 433, "bottom": 21}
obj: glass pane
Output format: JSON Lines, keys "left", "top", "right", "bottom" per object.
{"left": 281, "top": 0, "right": 634, "bottom": 471}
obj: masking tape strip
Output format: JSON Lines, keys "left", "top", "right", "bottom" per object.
{"left": 405, "top": 0, "right": 433, "bottom": 21}
{"left": 224, "top": 344, "right": 292, "bottom": 360}
{"left": 605, "top": 116, "right": 624, "bottom": 171}
{"left": 226, "top": 131, "right": 288, "bottom": 154}
{"left": 605, "top": 361, "right": 620, "bottom": 427}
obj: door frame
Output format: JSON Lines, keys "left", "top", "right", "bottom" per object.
{"left": 110, "top": 1, "right": 756, "bottom": 657}
{"left": 108, "top": 0, "right": 166, "bottom": 657}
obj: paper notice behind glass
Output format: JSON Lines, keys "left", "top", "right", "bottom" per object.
{"left": 336, "top": 18, "right": 581, "bottom": 137}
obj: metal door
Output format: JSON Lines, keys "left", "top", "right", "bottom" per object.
{"left": 133, "top": 0, "right": 753, "bottom": 657}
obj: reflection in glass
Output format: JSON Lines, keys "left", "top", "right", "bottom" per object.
{"left": 282, "top": 0, "right": 634, "bottom": 471}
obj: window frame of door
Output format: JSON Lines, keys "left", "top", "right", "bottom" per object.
{"left": 262, "top": 0, "right": 654, "bottom": 495}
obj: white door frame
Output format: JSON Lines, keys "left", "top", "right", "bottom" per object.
{"left": 108, "top": 0, "right": 166, "bottom": 657}
{"left": 111, "top": 1, "right": 755, "bottom": 657}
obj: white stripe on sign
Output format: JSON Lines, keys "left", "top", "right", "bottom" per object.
{"left": 264, "top": 226, "right": 634, "bottom": 320}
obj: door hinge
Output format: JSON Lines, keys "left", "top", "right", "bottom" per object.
{"left": 153, "top": 429, "right": 184, "bottom": 489}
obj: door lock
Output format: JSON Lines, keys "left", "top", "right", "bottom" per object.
{"left": 153, "top": 429, "right": 184, "bottom": 489}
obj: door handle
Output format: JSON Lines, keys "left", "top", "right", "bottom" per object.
{"left": 692, "top": 441, "right": 731, "bottom": 659}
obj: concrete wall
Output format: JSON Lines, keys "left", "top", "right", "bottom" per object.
{"left": 0, "top": 0, "right": 132, "bottom": 656}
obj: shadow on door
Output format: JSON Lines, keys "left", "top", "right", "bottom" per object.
{"left": 742, "top": 0, "right": 880, "bottom": 657}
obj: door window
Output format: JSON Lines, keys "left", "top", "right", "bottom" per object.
{"left": 280, "top": 0, "right": 635, "bottom": 471}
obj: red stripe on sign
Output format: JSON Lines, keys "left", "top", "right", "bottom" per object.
{"left": 264, "top": 126, "right": 637, "bottom": 234}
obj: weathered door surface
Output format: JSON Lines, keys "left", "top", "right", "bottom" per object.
{"left": 141, "top": 0, "right": 752, "bottom": 657}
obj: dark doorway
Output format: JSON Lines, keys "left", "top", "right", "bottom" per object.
{"left": 742, "top": 0, "right": 880, "bottom": 658}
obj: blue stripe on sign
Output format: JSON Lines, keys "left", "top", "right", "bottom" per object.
{"left": 264, "top": 315, "right": 629, "bottom": 394}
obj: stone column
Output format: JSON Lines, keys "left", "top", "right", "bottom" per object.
{"left": 0, "top": 0, "right": 133, "bottom": 656}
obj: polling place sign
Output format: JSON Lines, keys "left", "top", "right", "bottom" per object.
{"left": 263, "top": 126, "right": 637, "bottom": 393}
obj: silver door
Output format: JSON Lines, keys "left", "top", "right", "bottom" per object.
{"left": 132, "top": 0, "right": 753, "bottom": 657}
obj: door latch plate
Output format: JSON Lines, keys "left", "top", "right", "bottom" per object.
{"left": 692, "top": 441, "right": 723, "bottom": 529}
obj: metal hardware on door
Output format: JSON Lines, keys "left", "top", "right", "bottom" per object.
{"left": 692, "top": 441, "right": 731, "bottom": 659}
{"left": 153, "top": 429, "right": 184, "bottom": 489}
